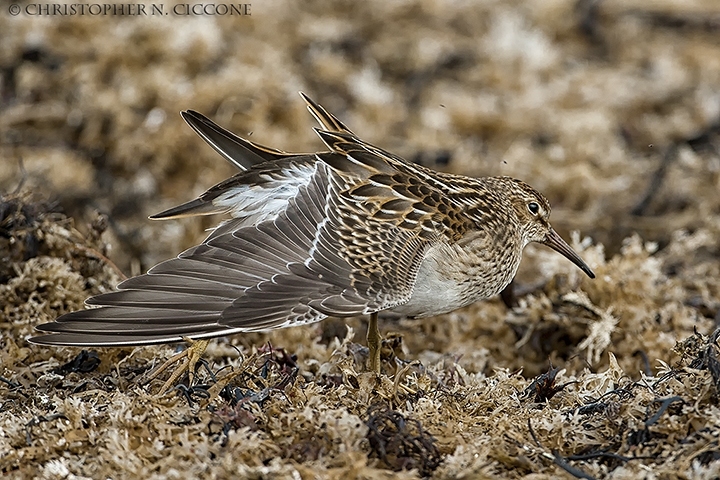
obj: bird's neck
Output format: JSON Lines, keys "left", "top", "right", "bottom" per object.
{"left": 466, "top": 227, "right": 523, "bottom": 296}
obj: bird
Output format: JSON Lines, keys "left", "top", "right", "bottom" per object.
{"left": 30, "top": 93, "right": 595, "bottom": 387}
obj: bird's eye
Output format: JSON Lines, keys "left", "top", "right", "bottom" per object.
{"left": 528, "top": 202, "right": 540, "bottom": 215}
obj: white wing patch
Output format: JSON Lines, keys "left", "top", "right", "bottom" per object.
{"left": 213, "top": 162, "right": 318, "bottom": 225}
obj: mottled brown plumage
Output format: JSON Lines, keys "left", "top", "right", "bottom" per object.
{"left": 30, "top": 93, "right": 595, "bottom": 375}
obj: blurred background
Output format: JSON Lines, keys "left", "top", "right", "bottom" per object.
{"left": 2, "top": 0, "right": 718, "bottom": 274}
{"left": 2, "top": 3, "right": 720, "bottom": 475}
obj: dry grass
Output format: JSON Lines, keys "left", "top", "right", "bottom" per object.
{"left": 1, "top": 1, "right": 720, "bottom": 478}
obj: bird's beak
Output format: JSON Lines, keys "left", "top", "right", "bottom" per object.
{"left": 542, "top": 229, "right": 595, "bottom": 279}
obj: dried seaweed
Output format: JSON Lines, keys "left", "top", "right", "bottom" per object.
{"left": 56, "top": 350, "right": 101, "bottom": 374}
{"left": 366, "top": 404, "right": 442, "bottom": 476}
{"left": 522, "top": 365, "right": 573, "bottom": 403}
{"left": 0, "top": 192, "right": 61, "bottom": 282}
{"left": 2, "top": 0, "right": 720, "bottom": 477}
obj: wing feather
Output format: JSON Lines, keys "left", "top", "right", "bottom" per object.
{"left": 30, "top": 95, "right": 452, "bottom": 347}
{"left": 299, "top": 92, "right": 354, "bottom": 134}
{"left": 181, "top": 109, "right": 295, "bottom": 170}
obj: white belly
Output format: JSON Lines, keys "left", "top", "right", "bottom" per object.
{"left": 391, "top": 262, "right": 469, "bottom": 317}
{"left": 390, "top": 241, "right": 519, "bottom": 318}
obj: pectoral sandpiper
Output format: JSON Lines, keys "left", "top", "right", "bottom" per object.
{"left": 31, "top": 93, "right": 595, "bottom": 386}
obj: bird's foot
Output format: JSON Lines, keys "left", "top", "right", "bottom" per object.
{"left": 145, "top": 337, "right": 210, "bottom": 394}
{"left": 203, "top": 367, "right": 246, "bottom": 400}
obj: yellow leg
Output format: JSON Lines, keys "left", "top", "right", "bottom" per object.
{"left": 146, "top": 338, "right": 210, "bottom": 394}
{"left": 367, "top": 312, "right": 381, "bottom": 374}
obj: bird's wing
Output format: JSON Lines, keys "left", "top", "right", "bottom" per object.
{"left": 299, "top": 92, "right": 355, "bottom": 134}
{"left": 152, "top": 93, "right": 349, "bottom": 220}
{"left": 152, "top": 111, "right": 306, "bottom": 220}
{"left": 151, "top": 155, "right": 322, "bottom": 224}
{"left": 181, "top": 109, "right": 296, "bottom": 170}
{"left": 30, "top": 161, "right": 445, "bottom": 347}
{"left": 182, "top": 90, "right": 354, "bottom": 173}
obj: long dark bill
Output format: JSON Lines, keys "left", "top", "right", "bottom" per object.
{"left": 543, "top": 229, "right": 595, "bottom": 279}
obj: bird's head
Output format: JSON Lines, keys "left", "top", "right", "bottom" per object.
{"left": 503, "top": 177, "right": 595, "bottom": 279}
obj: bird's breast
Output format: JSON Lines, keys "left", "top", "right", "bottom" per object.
{"left": 391, "top": 236, "right": 521, "bottom": 318}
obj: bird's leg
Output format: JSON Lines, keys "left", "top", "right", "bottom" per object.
{"left": 366, "top": 312, "right": 382, "bottom": 374}
{"left": 146, "top": 337, "right": 210, "bottom": 393}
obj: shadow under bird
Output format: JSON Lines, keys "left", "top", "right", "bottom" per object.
{"left": 30, "top": 93, "right": 595, "bottom": 377}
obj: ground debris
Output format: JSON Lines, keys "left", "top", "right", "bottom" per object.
{"left": 366, "top": 403, "right": 443, "bottom": 477}
{"left": 522, "top": 365, "right": 573, "bottom": 403}
{"left": 0, "top": 192, "right": 62, "bottom": 283}
{"left": 56, "top": 350, "right": 101, "bottom": 374}
{"left": 3, "top": 1, "right": 720, "bottom": 476}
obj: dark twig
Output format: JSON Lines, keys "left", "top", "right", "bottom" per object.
{"left": 528, "top": 419, "right": 597, "bottom": 480}
{"left": 0, "top": 375, "right": 21, "bottom": 389}
{"left": 631, "top": 146, "right": 677, "bottom": 216}
{"left": 633, "top": 350, "right": 653, "bottom": 376}
{"left": 11, "top": 157, "right": 27, "bottom": 195}
{"left": 552, "top": 451, "right": 597, "bottom": 480}
{"left": 527, "top": 418, "right": 542, "bottom": 447}
{"left": 567, "top": 451, "right": 654, "bottom": 462}
{"left": 646, "top": 396, "right": 683, "bottom": 427}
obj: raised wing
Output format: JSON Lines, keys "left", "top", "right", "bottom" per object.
{"left": 181, "top": 109, "right": 295, "bottom": 170}
{"left": 30, "top": 161, "right": 438, "bottom": 346}
{"left": 152, "top": 93, "right": 354, "bottom": 221}
{"left": 152, "top": 156, "right": 323, "bottom": 226}
{"left": 299, "top": 92, "right": 355, "bottom": 134}
{"left": 152, "top": 110, "right": 305, "bottom": 220}
{"left": 30, "top": 94, "right": 475, "bottom": 347}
